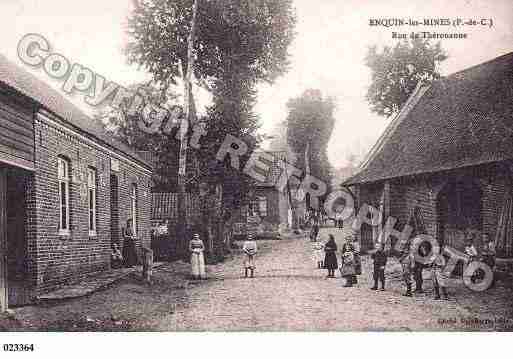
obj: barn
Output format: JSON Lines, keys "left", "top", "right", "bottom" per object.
{"left": 344, "top": 52, "right": 513, "bottom": 272}
{"left": 0, "top": 54, "right": 153, "bottom": 310}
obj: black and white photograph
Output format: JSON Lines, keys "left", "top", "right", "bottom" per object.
{"left": 0, "top": 0, "right": 512, "bottom": 357}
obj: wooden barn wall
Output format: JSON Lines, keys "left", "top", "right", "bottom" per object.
{"left": 0, "top": 91, "right": 35, "bottom": 170}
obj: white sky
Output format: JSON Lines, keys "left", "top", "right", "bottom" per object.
{"left": 1, "top": 0, "right": 512, "bottom": 167}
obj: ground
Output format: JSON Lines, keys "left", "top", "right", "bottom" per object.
{"left": 2, "top": 228, "right": 512, "bottom": 331}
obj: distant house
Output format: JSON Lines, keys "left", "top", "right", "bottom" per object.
{"left": 344, "top": 52, "right": 513, "bottom": 270}
{"left": 232, "top": 151, "right": 300, "bottom": 239}
{"left": 0, "top": 55, "right": 153, "bottom": 310}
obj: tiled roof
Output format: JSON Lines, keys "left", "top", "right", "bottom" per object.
{"left": 345, "top": 52, "right": 513, "bottom": 185}
{"left": 0, "top": 54, "right": 151, "bottom": 169}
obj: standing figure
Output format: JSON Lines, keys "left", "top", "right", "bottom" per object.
{"left": 399, "top": 244, "right": 415, "bottom": 297}
{"left": 312, "top": 240, "right": 325, "bottom": 269}
{"left": 122, "top": 218, "right": 138, "bottom": 268}
{"left": 430, "top": 247, "right": 449, "bottom": 300}
{"left": 340, "top": 243, "right": 356, "bottom": 287}
{"left": 243, "top": 234, "right": 258, "bottom": 278}
{"left": 371, "top": 242, "right": 387, "bottom": 291}
{"left": 189, "top": 233, "right": 206, "bottom": 280}
{"left": 351, "top": 236, "right": 361, "bottom": 284}
{"left": 324, "top": 234, "right": 338, "bottom": 278}
{"left": 309, "top": 213, "right": 320, "bottom": 242}
{"left": 413, "top": 241, "right": 430, "bottom": 294}
{"left": 481, "top": 233, "right": 496, "bottom": 268}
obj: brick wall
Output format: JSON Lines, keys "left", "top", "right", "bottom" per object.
{"left": 354, "top": 163, "right": 511, "bottom": 255}
{"left": 32, "top": 115, "right": 152, "bottom": 295}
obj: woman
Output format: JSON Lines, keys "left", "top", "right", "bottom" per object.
{"left": 340, "top": 243, "right": 356, "bottom": 287}
{"left": 122, "top": 218, "right": 138, "bottom": 268}
{"left": 189, "top": 233, "right": 206, "bottom": 280}
{"left": 324, "top": 234, "right": 338, "bottom": 278}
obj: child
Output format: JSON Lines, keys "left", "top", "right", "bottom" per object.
{"left": 312, "top": 240, "right": 325, "bottom": 269}
{"left": 340, "top": 243, "right": 355, "bottom": 287}
{"left": 465, "top": 238, "right": 478, "bottom": 258}
{"left": 371, "top": 242, "right": 387, "bottom": 291}
{"left": 243, "top": 234, "right": 258, "bottom": 278}
{"left": 111, "top": 243, "right": 123, "bottom": 269}
{"left": 430, "top": 247, "right": 449, "bottom": 300}
{"left": 324, "top": 234, "right": 338, "bottom": 278}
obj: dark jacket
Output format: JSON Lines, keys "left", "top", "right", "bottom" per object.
{"left": 371, "top": 250, "right": 387, "bottom": 269}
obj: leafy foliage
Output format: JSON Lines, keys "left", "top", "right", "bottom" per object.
{"left": 95, "top": 82, "right": 199, "bottom": 192}
{"left": 126, "top": 0, "right": 296, "bottom": 226}
{"left": 127, "top": 0, "right": 296, "bottom": 89}
{"left": 286, "top": 89, "right": 335, "bottom": 193}
{"left": 365, "top": 38, "right": 447, "bottom": 117}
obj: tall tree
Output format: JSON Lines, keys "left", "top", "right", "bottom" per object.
{"left": 286, "top": 89, "right": 335, "bottom": 209}
{"left": 95, "top": 82, "right": 190, "bottom": 192}
{"left": 127, "top": 0, "right": 296, "bottom": 259}
{"left": 365, "top": 38, "right": 447, "bottom": 117}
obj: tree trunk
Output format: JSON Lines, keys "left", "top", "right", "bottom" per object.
{"left": 176, "top": 0, "right": 199, "bottom": 259}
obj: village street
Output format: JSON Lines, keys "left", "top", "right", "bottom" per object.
{"left": 2, "top": 228, "right": 512, "bottom": 332}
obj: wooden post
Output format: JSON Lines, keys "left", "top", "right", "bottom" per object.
{"left": 0, "top": 167, "right": 8, "bottom": 312}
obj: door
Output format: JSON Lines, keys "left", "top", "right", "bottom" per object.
{"left": 0, "top": 166, "right": 7, "bottom": 311}
{"left": 110, "top": 175, "right": 119, "bottom": 266}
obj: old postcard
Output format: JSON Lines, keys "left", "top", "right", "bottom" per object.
{"left": 0, "top": 0, "right": 512, "bottom": 357}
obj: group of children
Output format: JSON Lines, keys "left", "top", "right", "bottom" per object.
{"left": 312, "top": 234, "right": 361, "bottom": 287}
{"left": 312, "top": 231, "right": 496, "bottom": 300}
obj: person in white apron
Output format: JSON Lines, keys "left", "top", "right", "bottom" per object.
{"left": 312, "top": 240, "right": 325, "bottom": 269}
{"left": 243, "top": 234, "right": 258, "bottom": 278}
{"left": 189, "top": 234, "right": 206, "bottom": 280}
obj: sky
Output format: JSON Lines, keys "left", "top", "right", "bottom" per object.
{"left": 1, "top": 0, "right": 513, "bottom": 168}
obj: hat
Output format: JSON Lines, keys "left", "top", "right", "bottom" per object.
{"left": 193, "top": 233, "right": 200, "bottom": 240}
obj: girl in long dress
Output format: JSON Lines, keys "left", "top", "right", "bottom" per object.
{"left": 340, "top": 243, "right": 356, "bottom": 287}
{"left": 324, "top": 234, "right": 338, "bottom": 278}
{"left": 122, "top": 219, "right": 138, "bottom": 268}
{"left": 189, "top": 233, "right": 206, "bottom": 280}
{"left": 312, "top": 240, "right": 325, "bottom": 269}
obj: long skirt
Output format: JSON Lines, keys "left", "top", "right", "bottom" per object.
{"left": 191, "top": 252, "right": 206, "bottom": 278}
{"left": 123, "top": 240, "right": 138, "bottom": 267}
{"left": 324, "top": 252, "right": 338, "bottom": 270}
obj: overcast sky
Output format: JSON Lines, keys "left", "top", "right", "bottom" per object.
{"left": 1, "top": 0, "right": 512, "bottom": 167}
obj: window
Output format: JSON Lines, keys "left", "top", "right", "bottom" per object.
{"left": 58, "top": 157, "right": 70, "bottom": 235}
{"left": 87, "top": 168, "right": 97, "bottom": 236}
{"left": 130, "top": 184, "right": 137, "bottom": 236}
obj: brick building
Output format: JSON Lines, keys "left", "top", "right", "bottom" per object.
{"left": 0, "top": 55, "right": 152, "bottom": 310}
{"left": 344, "top": 52, "right": 513, "bottom": 270}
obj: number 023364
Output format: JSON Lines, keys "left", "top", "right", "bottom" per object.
{"left": 3, "top": 344, "right": 35, "bottom": 352}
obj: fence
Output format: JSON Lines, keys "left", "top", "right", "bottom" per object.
{"left": 151, "top": 192, "right": 201, "bottom": 222}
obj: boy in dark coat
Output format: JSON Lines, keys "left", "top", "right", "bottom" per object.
{"left": 371, "top": 242, "right": 387, "bottom": 291}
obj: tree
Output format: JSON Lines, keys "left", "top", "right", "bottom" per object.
{"left": 126, "top": 0, "right": 296, "bottom": 259}
{"left": 365, "top": 38, "right": 447, "bottom": 117}
{"left": 95, "top": 82, "right": 193, "bottom": 192}
{"left": 286, "top": 89, "right": 335, "bottom": 209}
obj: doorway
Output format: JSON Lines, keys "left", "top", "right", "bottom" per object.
{"left": 110, "top": 174, "right": 119, "bottom": 267}
{"left": 0, "top": 164, "right": 30, "bottom": 310}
